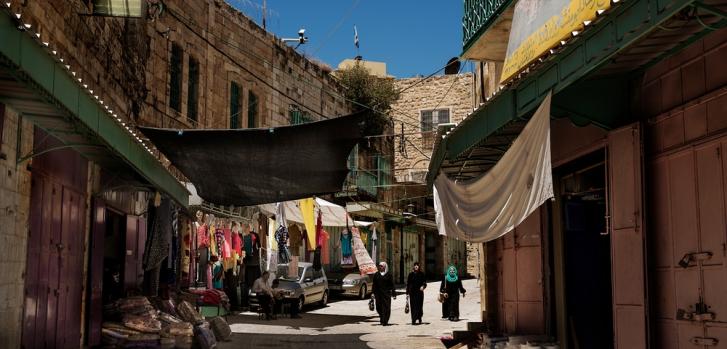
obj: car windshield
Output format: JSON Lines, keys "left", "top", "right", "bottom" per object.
{"left": 276, "top": 266, "right": 304, "bottom": 281}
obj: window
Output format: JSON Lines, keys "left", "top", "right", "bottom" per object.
{"left": 420, "top": 108, "right": 450, "bottom": 132}
{"left": 230, "top": 82, "right": 242, "bottom": 129}
{"left": 289, "top": 106, "right": 313, "bottom": 125}
{"left": 169, "top": 44, "right": 183, "bottom": 112}
{"left": 247, "top": 91, "right": 258, "bottom": 128}
{"left": 186, "top": 57, "right": 199, "bottom": 122}
{"left": 377, "top": 154, "right": 391, "bottom": 188}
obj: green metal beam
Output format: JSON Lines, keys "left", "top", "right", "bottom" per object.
{"left": 428, "top": 0, "right": 698, "bottom": 186}
{"left": 0, "top": 12, "right": 189, "bottom": 206}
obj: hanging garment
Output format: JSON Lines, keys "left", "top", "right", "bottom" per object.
{"left": 341, "top": 229, "right": 353, "bottom": 258}
{"left": 222, "top": 229, "right": 232, "bottom": 259}
{"left": 321, "top": 230, "right": 330, "bottom": 265}
{"left": 243, "top": 234, "right": 253, "bottom": 256}
{"left": 208, "top": 224, "right": 218, "bottom": 256}
{"left": 144, "top": 198, "right": 173, "bottom": 272}
{"left": 215, "top": 229, "right": 225, "bottom": 257}
{"left": 232, "top": 233, "right": 242, "bottom": 256}
{"left": 299, "top": 198, "right": 317, "bottom": 251}
{"left": 275, "top": 225, "right": 290, "bottom": 264}
{"left": 197, "top": 224, "right": 209, "bottom": 248}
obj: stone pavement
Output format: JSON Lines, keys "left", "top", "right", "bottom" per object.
{"left": 218, "top": 278, "right": 480, "bottom": 349}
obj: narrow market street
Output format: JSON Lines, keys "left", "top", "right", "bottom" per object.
{"left": 218, "top": 279, "right": 480, "bottom": 349}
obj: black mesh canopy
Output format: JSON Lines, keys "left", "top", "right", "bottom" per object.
{"left": 141, "top": 112, "right": 366, "bottom": 206}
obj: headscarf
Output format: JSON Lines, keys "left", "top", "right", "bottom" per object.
{"left": 379, "top": 262, "right": 388, "bottom": 276}
{"left": 445, "top": 265, "right": 458, "bottom": 282}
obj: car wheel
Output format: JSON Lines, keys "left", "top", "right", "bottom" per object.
{"left": 359, "top": 284, "right": 367, "bottom": 300}
{"left": 319, "top": 290, "right": 328, "bottom": 306}
{"left": 298, "top": 296, "right": 305, "bottom": 312}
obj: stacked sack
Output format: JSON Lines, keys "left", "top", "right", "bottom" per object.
{"left": 101, "top": 296, "right": 197, "bottom": 348}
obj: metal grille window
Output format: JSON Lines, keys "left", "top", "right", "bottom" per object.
{"left": 230, "top": 82, "right": 242, "bottom": 129}
{"left": 420, "top": 108, "right": 450, "bottom": 132}
{"left": 169, "top": 44, "right": 183, "bottom": 112}
{"left": 247, "top": 91, "right": 258, "bottom": 128}
{"left": 186, "top": 57, "right": 199, "bottom": 122}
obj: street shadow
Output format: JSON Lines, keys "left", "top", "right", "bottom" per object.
{"left": 217, "top": 333, "right": 371, "bottom": 349}
{"left": 226, "top": 312, "right": 375, "bottom": 329}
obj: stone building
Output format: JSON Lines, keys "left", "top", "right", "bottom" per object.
{"left": 388, "top": 72, "right": 475, "bottom": 280}
{"left": 392, "top": 73, "right": 473, "bottom": 183}
{"left": 0, "top": 0, "right": 354, "bottom": 347}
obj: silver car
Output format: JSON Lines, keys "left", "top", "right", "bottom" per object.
{"left": 249, "top": 262, "right": 329, "bottom": 311}
{"left": 329, "top": 272, "right": 373, "bottom": 299}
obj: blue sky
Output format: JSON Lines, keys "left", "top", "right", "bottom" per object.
{"left": 230, "top": 0, "right": 468, "bottom": 78}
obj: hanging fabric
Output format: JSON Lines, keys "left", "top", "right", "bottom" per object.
{"left": 371, "top": 225, "right": 378, "bottom": 265}
{"left": 275, "top": 202, "right": 291, "bottom": 264}
{"left": 299, "top": 198, "right": 317, "bottom": 251}
{"left": 351, "top": 227, "right": 376, "bottom": 274}
{"left": 267, "top": 218, "right": 278, "bottom": 273}
{"left": 434, "top": 92, "right": 554, "bottom": 243}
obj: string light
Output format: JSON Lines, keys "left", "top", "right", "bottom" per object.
{"left": 4, "top": 7, "right": 163, "bottom": 167}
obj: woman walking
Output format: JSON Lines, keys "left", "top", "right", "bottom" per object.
{"left": 372, "top": 261, "right": 396, "bottom": 326}
{"left": 440, "top": 265, "right": 466, "bottom": 321}
{"left": 406, "top": 262, "right": 426, "bottom": 325}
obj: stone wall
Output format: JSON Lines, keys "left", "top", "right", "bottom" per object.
{"left": 11, "top": 0, "right": 351, "bottom": 132}
{"left": 391, "top": 73, "right": 474, "bottom": 183}
{"left": 0, "top": 104, "right": 34, "bottom": 348}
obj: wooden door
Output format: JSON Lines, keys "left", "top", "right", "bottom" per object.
{"left": 22, "top": 129, "right": 87, "bottom": 348}
{"left": 608, "top": 123, "right": 647, "bottom": 349}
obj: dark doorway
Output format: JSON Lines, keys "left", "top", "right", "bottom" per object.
{"left": 103, "top": 209, "right": 126, "bottom": 303}
{"left": 559, "top": 150, "right": 614, "bottom": 349}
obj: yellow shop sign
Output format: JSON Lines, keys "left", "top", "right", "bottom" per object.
{"left": 501, "top": 0, "right": 611, "bottom": 83}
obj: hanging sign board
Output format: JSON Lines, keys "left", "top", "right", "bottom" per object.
{"left": 501, "top": 0, "right": 611, "bottom": 83}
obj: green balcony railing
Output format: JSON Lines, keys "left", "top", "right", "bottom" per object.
{"left": 343, "top": 170, "right": 378, "bottom": 198}
{"left": 462, "top": 0, "right": 514, "bottom": 50}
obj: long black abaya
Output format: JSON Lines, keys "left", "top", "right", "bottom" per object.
{"left": 406, "top": 271, "right": 426, "bottom": 323}
{"left": 373, "top": 271, "right": 394, "bottom": 325}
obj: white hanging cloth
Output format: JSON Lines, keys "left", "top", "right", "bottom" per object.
{"left": 434, "top": 92, "right": 554, "bottom": 243}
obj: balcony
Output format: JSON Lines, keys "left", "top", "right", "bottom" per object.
{"left": 461, "top": 0, "right": 516, "bottom": 61}
{"left": 338, "top": 170, "right": 378, "bottom": 199}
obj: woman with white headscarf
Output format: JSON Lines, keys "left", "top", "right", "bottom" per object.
{"left": 372, "top": 261, "right": 396, "bottom": 325}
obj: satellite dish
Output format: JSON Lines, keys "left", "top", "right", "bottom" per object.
{"left": 445, "top": 57, "right": 461, "bottom": 75}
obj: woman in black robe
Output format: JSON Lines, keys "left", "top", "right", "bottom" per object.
{"left": 440, "top": 265, "right": 466, "bottom": 321}
{"left": 406, "top": 262, "right": 427, "bottom": 325}
{"left": 372, "top": 261, "right": 395, "bottom": 325}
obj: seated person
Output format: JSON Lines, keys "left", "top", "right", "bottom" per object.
{"left": 271, "top": 279, "right": 301, "bottom": 319}
{"left": 252, "top": 271, "right": 274, "bottom": 320}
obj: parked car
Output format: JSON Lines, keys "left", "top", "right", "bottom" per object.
{"left": 248, "top": 262, "right": 329, "bottom": 312}
{"left": 328, "top": 270, "right": 372, "bottom": 299}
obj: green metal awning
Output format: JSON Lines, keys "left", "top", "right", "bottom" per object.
{"left": 428, "top": 0, "right": 727, "bottom": 185}
{"left": 0, "top": 11, "right": 189, "bottom": 206}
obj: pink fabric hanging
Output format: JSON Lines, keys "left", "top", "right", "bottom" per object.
{"left": 222, "top": 229, "right": 232, "bottom": 259}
